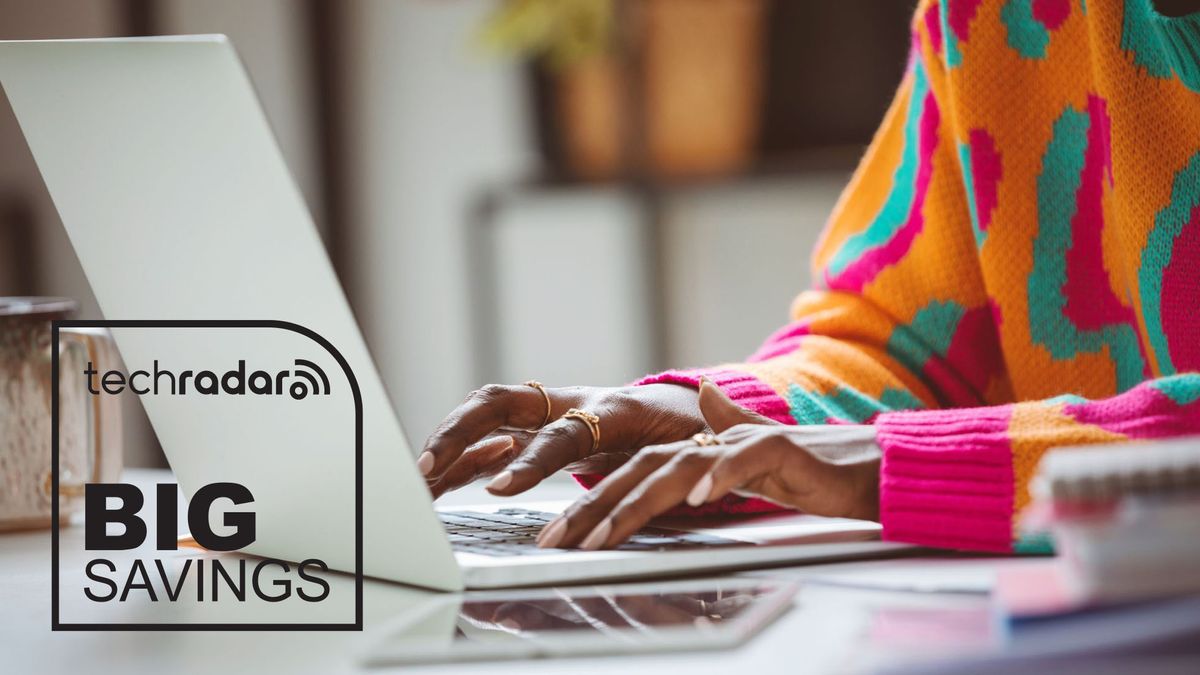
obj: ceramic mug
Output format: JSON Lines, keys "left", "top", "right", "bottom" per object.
{"left": 0, "top": 297, "right": 123, "bottom": 531}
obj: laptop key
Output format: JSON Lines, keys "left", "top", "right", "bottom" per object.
{"left": 441, "top": 508, "right": 747, "bottom": 555}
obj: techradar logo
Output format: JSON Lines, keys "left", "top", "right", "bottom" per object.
{"left": 52, "top": 319, "right": 363, "bottom": 631}
{"left": 85, "top": 358, "right": 332, "bottom": 400}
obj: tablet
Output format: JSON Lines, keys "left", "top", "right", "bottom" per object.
{"left": 360, "top": 577, "right": 798, "bottom": 665}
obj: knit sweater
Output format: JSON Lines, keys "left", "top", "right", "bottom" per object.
{"left": 637, "top": 0, "right": 1200, "bottom": 552}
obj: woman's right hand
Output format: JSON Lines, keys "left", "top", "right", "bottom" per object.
{"left": 420, "top": 382, "right": 710, "bottom": 498}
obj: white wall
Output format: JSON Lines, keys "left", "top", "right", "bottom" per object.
{"left": 661, "top": 175, "right": 847, "bottom": 367}
{"left": 343, "top": 0, "right": 536, "bottom": 443}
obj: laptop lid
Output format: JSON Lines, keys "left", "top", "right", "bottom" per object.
{"left": 0, "top": 36, "right": 461, "bottom": 591}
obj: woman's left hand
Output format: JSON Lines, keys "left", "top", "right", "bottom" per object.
{"left": 535, "top": 379, "right": 882, "bottom": 550}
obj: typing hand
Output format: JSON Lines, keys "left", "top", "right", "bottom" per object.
{"left": 420, "top": 382, "right": 706, "bottom": 498}
{"left": 535, "top": 379, "right": 881, "bottom": 550}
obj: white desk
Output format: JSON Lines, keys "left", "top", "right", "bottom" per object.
{"left": 1, "top": 469, "right": 1026, "bottom": 674}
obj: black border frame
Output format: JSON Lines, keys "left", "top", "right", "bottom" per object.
{"left": 51, "top": 319, "right": 363, "bottom": 631}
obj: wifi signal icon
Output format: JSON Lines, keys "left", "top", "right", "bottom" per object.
{"left": 289, "top": 358, "right": 331, "bottom": 400}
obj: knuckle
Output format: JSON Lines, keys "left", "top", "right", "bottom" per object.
{"left": 612, "top": 499, "right": 648, "bottom": 526}
{"left": 565, "top": 491, "right": 603, "bottom": 518}
{"left": 427, "top": 425, "right": 462, "bottom": 449}
{"left": 539, "top": 423, "right": 578, "bottom": 444}
{"left": 673, "top": 449, "right": 710, "bottom": 468}
{"left": 596, "top": 388, "right": 636, "bottom": 414}
{"left": 638, "top": 444, "right": 676, "bottom": 462}
{"left": 506, "top": 459, "right": 544, "bottom": 479}
{"left": 474, "top": 383, "right": 510, "bottom": 401}
{"left": 573, "top": 488, "right": 602, "bottom": 510}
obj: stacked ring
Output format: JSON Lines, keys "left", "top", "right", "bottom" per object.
{"left": 562, "top": 408, "right": 602, "bottom": 453}
{"left": 523, "top": 380, "right": 552, "bottom": 431}
{"left": 692, "top": 433, "right": 721, "bottom": 447}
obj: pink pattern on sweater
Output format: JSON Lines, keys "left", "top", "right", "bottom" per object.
{"left": 746, "top": 320, "right": 812, "bottom": 363}
{"left": 967, "top": 128, "right": 1002, "bottom": 237}
{"left": 636, "top": 368, "right": 796, "bottom": 424}
{"left": 947, "top": 0, "right": 984, "bottom": 41}
{"left": 828, "top": 87, "right": 940, "bottom": 293}
{"left": 1063, "top": 382, "right": 1200, "bottom": 438}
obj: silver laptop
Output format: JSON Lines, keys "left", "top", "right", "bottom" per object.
{"left": 0, "top": 36, "right": 909, "bottom": 590}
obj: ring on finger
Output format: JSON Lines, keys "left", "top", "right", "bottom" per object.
{"left": 692, "top": 432, "right": 721, "bottom": 447}
{"left": 523, "top": 380, "right": 553, "bottom": 431}
{"left": 562, "top": 408, "right": 601, "bottom": 453}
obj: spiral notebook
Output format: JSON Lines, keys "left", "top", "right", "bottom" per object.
{"left": 1032, "top": 435, "right": 1200, "bottom": 505}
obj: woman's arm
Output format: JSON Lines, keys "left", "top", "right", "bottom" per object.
{"left": 548, "top": 376, "right": 1200, "bottom": 552}
{"left": 631, "top": 3, "right": 1000, "bottom": 428}
{"left": 876, "top": 374, "right": 1200, "bottom": 551}
{"left": 573, "top": 4, "right": 996, "bottom": 500}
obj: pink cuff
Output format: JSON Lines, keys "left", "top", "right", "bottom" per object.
{"left": 874, "top": 406, "right": 1016, "bottom": 552}
{"left": 573, "top": 368, "right": 795, "bottom": 517}
{"left": 635, "top": 368, "right": 796, "bottom": 424}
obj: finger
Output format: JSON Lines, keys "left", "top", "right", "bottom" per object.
{"left": 427, "top": 435, "right": 519, "bottom": 498}
{"left": 563, "top": 449, "right": 636, "bottom": 475}
{"left": 579, "top": 447, "right": 720, "bottom": 550}
{"left": 698, "top": 378, "right": 781, "bottom": 433}
{"left": 701, "top": 434, "right": 823, "bottom": 505}
{"left": 420, "top": 384, "right": 560, "bottom": 479}
{"left": 427, "top": 427, "right": 535, "bottom": 492}
{"left": 484, "top": 414, "right": 598, "bottom": 496}
{"left": 537, "top": 443, "right": 685, "bottom": 548}
{"left": 428, "top": 430, "right": 533, "bottom": 490}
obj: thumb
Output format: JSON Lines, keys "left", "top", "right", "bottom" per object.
{"left": 698, "top": 377, "right": 782, "bottom": 433}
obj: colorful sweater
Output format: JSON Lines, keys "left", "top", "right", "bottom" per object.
{"left": 638, "top": 0, "right": 1200, "bottom": 552}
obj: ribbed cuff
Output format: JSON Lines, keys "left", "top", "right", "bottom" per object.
{"left": 635, "top": 368, "right": 796, "bottom": 424}
{"left": 874, "top": 406, "right": 1016, "bottom": 552}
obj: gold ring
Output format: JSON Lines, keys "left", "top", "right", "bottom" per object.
{"left": 692, "top": 433, "right": 721, "bottom": 447}
{"left": 524, "top": 380, "right": 552, "bottom": 431}
{"left": 562, "top": 408, "right": 601, "bottom": 453}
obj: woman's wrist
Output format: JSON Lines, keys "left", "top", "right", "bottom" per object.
{"left": 844, "top": 455, "right": 882, "bottom": 522}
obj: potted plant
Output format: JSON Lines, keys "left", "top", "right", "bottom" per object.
{"left": 479, "top": 0, "right": 767, "bottom": 179}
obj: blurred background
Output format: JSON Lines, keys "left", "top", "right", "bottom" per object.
{"left": 0, "top": 0, "right": 912, "bottom": 467}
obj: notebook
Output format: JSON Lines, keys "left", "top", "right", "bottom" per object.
{"left": 1012, "top": 435, "right": 1200, "bottom": 610}
{"left": 1031, "top": 435, "right": 1200, "bottom": 506}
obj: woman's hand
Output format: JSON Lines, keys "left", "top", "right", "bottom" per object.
{"left": 535, "top": 379, "right": 881, "bottom": 550}
{"left": 420, "top": 382, "right": 707, "bottom": 498}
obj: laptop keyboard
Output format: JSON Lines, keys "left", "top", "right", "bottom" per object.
{"left": 440, "top": 507, "right": 745, "bottom": 556}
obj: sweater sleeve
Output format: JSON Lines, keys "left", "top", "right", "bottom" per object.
{"left": 606, "top": 2, "right": 1200, "bottom": 551}
{"left": 639, "top": 6, "right": 1001, "bottom": 426}
{"left": 622, "top": 3, "right": 1200, "bottom": 548}
{"left": 875, "top": 375, "right": 1200, "bottom": 552}
{"left": 605, "top": 7, "right": 1011, "bottom": 517}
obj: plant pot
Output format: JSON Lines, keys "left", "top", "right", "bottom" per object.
{"left": 555, "top": 0, "right": 766, "bottom": 180}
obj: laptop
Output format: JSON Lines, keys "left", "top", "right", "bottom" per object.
{"left": 0, "top": 36, "right": 910, "bottom": 590}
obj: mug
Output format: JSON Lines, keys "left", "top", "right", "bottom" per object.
{"left": 0, "top": 297, "right": 123, "bottom": 531}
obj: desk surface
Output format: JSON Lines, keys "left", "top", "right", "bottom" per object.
{"left": 1, "top": 469, "right": 1024, "bottom": 675}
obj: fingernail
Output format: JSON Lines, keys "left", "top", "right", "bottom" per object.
{"left": 537, "top": 517, "right": 567, "bottom": 548}
{"left": 486, "top": 470, "right": 513, "bottom": 492}
{"left": 417, "top": 451, "right": 435, "bottom": 476}
{"left": 686, "top": 474, "right": 713, "bottom": 507}
{"left": 698, "top": 376, "right": 713, "bottom": 387}
{"left": 579, "top": 518, "right": 611, "bottom": 551}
